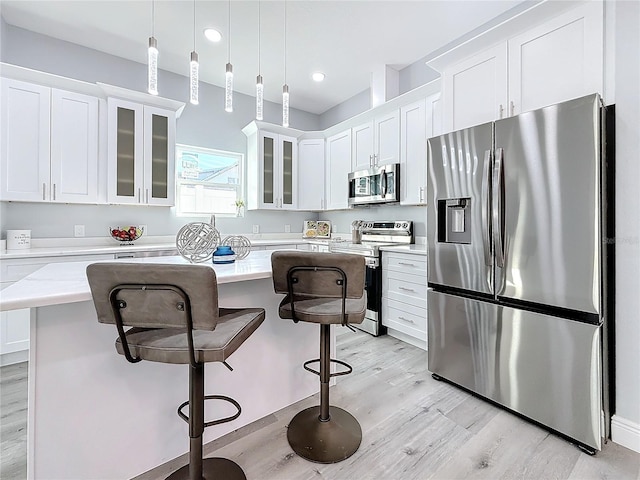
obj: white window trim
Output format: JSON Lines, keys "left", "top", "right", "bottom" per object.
{"left": 175, "top": 143, "right": 245, "bottom": 218}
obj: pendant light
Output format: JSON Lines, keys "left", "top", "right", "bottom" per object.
{"left": 189, "top": 0, "right": 199, "bottom": 105}
{"left": 282, "top": 0, "right": 289, "bottom": 127}
{"left": 256, "top": 0, "right": 263, "bottom": 121}
{"left": 148, "top": 0, "right": 158, "bottom": 95}
{"left": 224, "top": 0, "right": 233, "bottom": 113}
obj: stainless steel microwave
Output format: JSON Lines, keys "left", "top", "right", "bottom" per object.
{"left": 348, "top": 163, "right": 400, "bottom": 206}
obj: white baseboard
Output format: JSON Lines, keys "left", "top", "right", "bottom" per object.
{"left": 386, "top": 328, "right": 427, "bottom": 351}
{"left": 611, "top": 414, "right": 640, "bottom": 453}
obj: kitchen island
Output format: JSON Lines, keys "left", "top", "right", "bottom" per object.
{"left": 0, "top": 251, "right": 322, "bottom": 479}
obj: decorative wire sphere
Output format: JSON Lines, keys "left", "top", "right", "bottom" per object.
{"left": 221, "top": 235, "right": 252, "bottom": 259}
{"left": 176, "top": 222, "right": 221, "bottom": 263}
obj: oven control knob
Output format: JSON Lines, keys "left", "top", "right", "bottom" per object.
{"left": 402, "top": 222, "right": 408, "bottom": 229}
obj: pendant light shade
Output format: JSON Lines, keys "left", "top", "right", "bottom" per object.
{"left": 256, "top": 1, "right": 263, "bottom": 120}
{"left": 147, "top": 1, "right": 158, "bottom": 95}
{"left": 189, "top": 0, "right": 198, "bottom": 105}
{"left": 225, "top": 63, "right": 234, "bottom": 112}
{"left": 225, "top": 0, "right": 233, "bottom": 113}
{"left": 282, "top": 84, "right": 290, "bottom": 127}
{"left": 256, "top": 75, "right": 264, "bottom": 120}
{"left": 190, "top": 51, "right": 199, "bottom": 105}
{"left": 148, "top": 36, "right": 158, "bottom": 95}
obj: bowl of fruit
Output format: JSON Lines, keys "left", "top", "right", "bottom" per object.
{"left": 109, "top": 226, "right": 144, "bottom": 244}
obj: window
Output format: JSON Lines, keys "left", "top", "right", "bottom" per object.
{"left": 175, "top": 144, "right": 243, "bottom": 216}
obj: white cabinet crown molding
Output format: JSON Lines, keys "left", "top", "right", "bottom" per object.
{"left": 425, "top": 0, "right": 594, "bottom": 73}
{"left": 0, "top": 62, "right": 102, "bottom": 97}
{"left": 97, "top": 82, "right": 186, "bottom": 117}
{"left": 241, "top": 120, "right": 305, "bottom": 138}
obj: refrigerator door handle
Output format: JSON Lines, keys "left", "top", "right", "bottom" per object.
{"left": 481, "top": 149, "right": 493, "bottom": 267}
{"left": 493, "top": 147, "right": 505, "bottom": 268}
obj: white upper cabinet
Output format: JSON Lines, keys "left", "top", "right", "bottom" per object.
{"left": 107, "top": 98, "right": 175, "bottom": 206}
{"left": 400, "top": 92, "right": 442, "bottom": 206}
{"left": 1, "top": 79, "right": 99, "bottom": 203}
{"left": 507, "top": 2, "right": 603, "bottom": 116}
{"left": 297, "top": 138, "right": 325, "bottom": 211}
{"left": 325, "top": 129, "right": 351, "bottom": 210}
{"left": 244, "top": 122, "right": 299, "bottom": 210}
{"left": 51, "top": 89, "right": 99, "bottom": 203}
{"left": 443, "top": 44, "right": 508, "bottom": 131}
{"left": 351, "top": 110, "right": 400, "bottom": 171}
{"left": 440, "top": 1, "right": 603, "bottom": 133}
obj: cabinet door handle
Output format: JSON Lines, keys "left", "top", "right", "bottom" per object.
{"left": 42, "top": 183, "right": 46, "bottom": 200}
{"left": 53, "top": 183, "right": 56, "bottom": 200}
{"left": 146, "top": 189, "right": 149, "bottom": 203}
{"left": 499, "top": 104, "right": 504, "bottom": 119}
{"left": 138, "top": 188, "right": 141, "bottom": 202}
{"left": 399, "top": 286, "right": 416, "bottom": 292}
{"left": 398, "top": 316, "right": 415, "bottom": 324}
{"left": 510, "top": 101, "right": 515, "bottom": 116}
{"left": 369, "top": 154, "right": 373, "bottom": 167}
{"left": 419, "top": 186, "right": 424, "bottom": 203}
{"left": 398, "top": 262, "right": 416, "bottom": 267}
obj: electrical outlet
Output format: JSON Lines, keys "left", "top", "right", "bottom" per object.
{"left": 74, "top": 225, "right": 85, "bottom": 237}
{"left": 252, "top": 225, "right": 260, "bottom": 234}
{"left": 284, "top": 224, "right": 291, "bottom": 233}
{"left": 140, "top": 224, "right": 147, "bottom": 235}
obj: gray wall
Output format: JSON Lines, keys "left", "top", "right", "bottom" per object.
{"left": 0, "top": 23, "right": 321, "bottom": 237}
{"left": 319, "top": 89, "right": 371, "bottom": 130}
{"left": 613, "top": 0, "right": 640, "bottom": 433}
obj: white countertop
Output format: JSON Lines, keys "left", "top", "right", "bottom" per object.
{"left": 0, "top": 236, "right": 317, "bottom": 260}
{"left": 379, "top": 244, "right": 428, "bottom": 255}
{"left": 0, "top": 250, "right": 279, "bottom": 311}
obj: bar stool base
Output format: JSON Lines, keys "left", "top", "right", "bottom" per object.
{"left": 287, "top": 405, "right": 362, "bottom": 463}
{"left": 166, "top": 457, "right": 246, "bottom": 480}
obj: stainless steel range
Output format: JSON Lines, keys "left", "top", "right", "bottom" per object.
{"left": 330, "top": 220, "right": 413, "bottom": 336}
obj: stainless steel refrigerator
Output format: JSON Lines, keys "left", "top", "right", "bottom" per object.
{"left": 426, "top": 94, "right": 611, "bottom": 453}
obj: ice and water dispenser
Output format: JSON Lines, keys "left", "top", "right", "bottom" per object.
{"left": 437, "top": 198, "right": 471, "bottom": 244}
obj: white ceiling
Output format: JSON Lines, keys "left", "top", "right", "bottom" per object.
{"left": 1, "top": 0, "right": 526, "bottom": 115}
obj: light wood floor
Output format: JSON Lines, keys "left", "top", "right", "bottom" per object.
{"left": 2, "top": 332, "right": 639, "bottom": 479}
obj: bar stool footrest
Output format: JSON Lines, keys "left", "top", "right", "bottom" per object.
{"left": 177, "top": 395, "right": 242, "bottom": 428}
{"left": 303, "top": 358, "right": 353, "bottom": 377}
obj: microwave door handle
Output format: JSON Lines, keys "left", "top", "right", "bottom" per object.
{"left": 493, "top": 148, "right": 505, "bottom": 268}
{"left": 481, "top": 150, "right": 493, "bottom": 267}
{"left": 381, "top": 171, "right": 388, "bottom": 197}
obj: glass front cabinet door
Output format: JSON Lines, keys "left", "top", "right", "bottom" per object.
{"left": 257, "top": 131, "right": 297, "bottom": 209}
{"left": 107, "top": 98, "right": 175, "bottom": 205}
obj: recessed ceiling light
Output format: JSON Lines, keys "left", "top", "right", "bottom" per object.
{"left": 204, "top": 28, "right": 222, "bottom": 42}
{"left": 312, "top": 72, "right": 325, "bottom": 82}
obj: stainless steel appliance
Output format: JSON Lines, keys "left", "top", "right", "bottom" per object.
{"left": 330, "top": 220, "right": 413, "bottom": 336}
{"left": 427, "top": 94, "right": 612, "bottom": 454}
{"left": 348, "top": 163, "right": 400, "bottom": 206}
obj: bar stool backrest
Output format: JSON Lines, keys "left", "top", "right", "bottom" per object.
{"left": 271, "top": 251, "right": 365, "bottom": 299}
{"left": 87, "top": 263, "right": 219, "bottom": 331}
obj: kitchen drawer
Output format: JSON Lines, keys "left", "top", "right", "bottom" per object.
{"left": 382, "top": 297, "right": 427, "bottom": 338}
{"left": 0, "top": 254, "right": 114, "bottom": 282}
{"left": 383, "top": 270, "right": 427, "bottom": 309}
{"left": 383, "top": 252, "right": 427, "bottom": 276}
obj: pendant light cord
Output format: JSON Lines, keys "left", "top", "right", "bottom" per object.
{"left": 228, "top": 0, "right": 231, "bottom": 63}
{"left": 152, "top": 0, "right": 155, "bottom": 37}
{"left": 258, "top": 0, "right": 261, "bottom": 74}
{"left": 193, "top": 0, "right": 196, "bottom": 50}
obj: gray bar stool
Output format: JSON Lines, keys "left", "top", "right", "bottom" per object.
{"left": 86, "top": 263, "right": 265, "bottom": 480}
{"left": 271, "top": 251, "right": 366, "bottom": 464}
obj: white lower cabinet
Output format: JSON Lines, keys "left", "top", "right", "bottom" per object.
{"left": 0, "top": 253, "right": 114, "bottom": 366}
{"left": 382, "top": 251, "right": 427, "bottom": 350}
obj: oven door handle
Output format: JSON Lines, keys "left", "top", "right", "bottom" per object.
{"left": 365, "top": 257, "right": 380, "bottom": 268}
